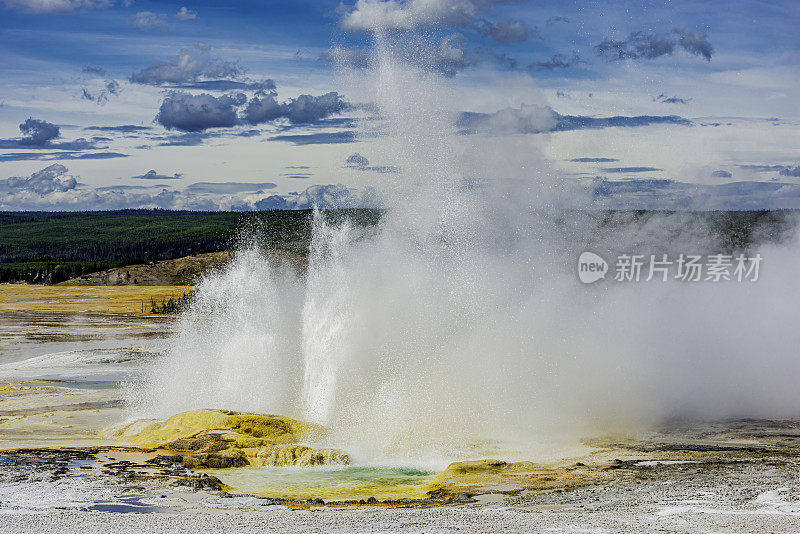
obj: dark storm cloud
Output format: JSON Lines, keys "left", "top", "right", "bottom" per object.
{"left": 712, "top": 170, "right": 733, "bottom": 178}
{"left": 675, "top": 28, "right": 713, "bottom": 61}
{"left": 601, "top": 167, "right": 663, "bottom": 173}
{"left": 269, "top": 131, "right": 357, "bottom": 145}
{"left": 244, "top": 92, "right": 349, "bottom": 125}
{"left": 156, "top": 91, "right": 246, "bottom": 131}
{"left": 132, "top": 170, "right": 184, "bottom": 180}
{"left": 653, "top": 93, "right": 691, "bottom": 104}
{"left": 474, "top": 18, "right": 533, "bottom": 45}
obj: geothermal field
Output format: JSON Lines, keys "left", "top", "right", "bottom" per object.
{"left": 1, "top": 0, "right": 800, "bottom": 532}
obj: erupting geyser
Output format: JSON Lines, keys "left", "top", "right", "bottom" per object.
{"left": 130, "top": 19, "right": 800, "bottom": 469}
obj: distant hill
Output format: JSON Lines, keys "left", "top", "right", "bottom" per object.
{"left": 0, "top": 209, "right": 379, "bottom": 284}
{"left": 57, "top": 250, "right": 307, "bottom": 286}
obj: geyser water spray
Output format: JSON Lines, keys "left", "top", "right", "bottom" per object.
{"left": 131, "top": 17, "right": 800, "bottom": 468}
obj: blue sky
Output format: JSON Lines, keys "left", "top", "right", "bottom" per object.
{"left": 0, "top": 0, "right": 798, "bottom": 210}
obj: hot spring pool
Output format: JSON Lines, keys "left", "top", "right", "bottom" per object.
{"left": 200, "top": 465, "right": 437, "bottom": 501}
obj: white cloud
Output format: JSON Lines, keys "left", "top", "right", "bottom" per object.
{"left": 175, "top": 6, "right": 196, "bottom": 20}
{"left": 133, "top": 11, "right": 169, "bottom": 31}
{"left": 2, "top": 0, "right": 112, "bottom": 14}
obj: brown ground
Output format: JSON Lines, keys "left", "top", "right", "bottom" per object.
{"left": 57, "top": 252, "right": 233, "bottom": 287}
{"left": 56, "top": 249, "right": 307, "bottom": 287}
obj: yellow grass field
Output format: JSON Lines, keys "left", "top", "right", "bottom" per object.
{"left": 0, "top": 284, "right": 192, "bottom": 315}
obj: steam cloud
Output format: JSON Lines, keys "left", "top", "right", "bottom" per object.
{"left": 131, "top": 1, "right": 800, "bottom": 469}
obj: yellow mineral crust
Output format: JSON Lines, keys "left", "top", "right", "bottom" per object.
{"left": 111, "top": 409, "right": 349, "bottom": 468}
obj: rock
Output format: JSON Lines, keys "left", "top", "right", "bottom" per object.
{"left": 115, "top": 409, "right": 349, "bottom": 469}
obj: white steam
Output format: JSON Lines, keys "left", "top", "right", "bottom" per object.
{"left": 131, "top": 23, "right": 800, "bottom": 467}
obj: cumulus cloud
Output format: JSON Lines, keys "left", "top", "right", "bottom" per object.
{"left": 4, "top": 164, "right": 77, "bottom": 194}
{"left": 675, "top": 27, "right": 713, "bottom": 61}
{"left": 175, "top": 6, "right": 196, "bottom": 20}
{"left": 133, "top": 170, "right": 183, "bottom": 180}
{"left": 596, "top": 28, "right": 713, "bottom": 61}
{"left": 18, "top": 118, "right": 60, "bottom": 145}
{"left": 2, "top": 0, "right": 111, "bottom": 14}
{"left": 133, "top": 11, "right": 169, "bottom": 31}
{"left": 244, "top": 92, "right": 349, "bottom": 125}
{"left": 712, "top": 170, "right": 733, "bottom": 178}
{"left": 0, "top": 164, "right": 378, "bottom": 211}
{"left": 254, "top": 184, "right": 380, "bottom": 211}
{"left": 130, "top": 43, "right": 244, "bottom": 86}
{"left": 156, "top": 92, "right": 246, "bottom": 131}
